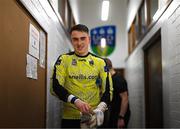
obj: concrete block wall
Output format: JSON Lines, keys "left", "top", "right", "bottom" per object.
{"left": 125, "top": 49, "right": 145, "bottom": 128}
{"left": 126, "top": 0, "right": 180, "bottom": 128}
{"left": 162, "top": 1, "right": 180, "bottom": 126}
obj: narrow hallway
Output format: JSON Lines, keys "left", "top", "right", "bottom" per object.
{"left": 0, "top": 0, "right": 180, "bottom": 128}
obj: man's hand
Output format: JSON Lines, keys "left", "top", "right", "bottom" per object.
{"left": 117, "top": 118, "right": 125, "bottom": 128}
{"left": 79, "top": 101, "right": 107, "bottom": 128}
{"left": 91, "top": 102, "right": 107, "bottom": 126}
{"left": 93, "top": 109, "right": 104, "bottom": 126}
{"left": 80, "top": 112, "right": 97, "bottom": 128}
{"left": 80, "top": 108, "right": 105, "bottom": 128}
{"left": 95, "top": 102, "right": 107, "bottom": 112}
{"left": 74, "top": 99, "right": 91, "bottom": 114}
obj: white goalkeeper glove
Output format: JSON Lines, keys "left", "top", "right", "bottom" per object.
{"left": 95, "top": 102, "right": 107, "bottom": 112}
{"left": 93, "top": 102, "right": 107, "bottom": 126}
{"left": 93, "top": 109, "right": 104, "bottom": 126}
{"left": 80, "top": 102, "right": 107, "bottom": 128}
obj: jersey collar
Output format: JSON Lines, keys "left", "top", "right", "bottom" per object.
{"left": 74, "top": 52, "right": 90, "bottom": 58}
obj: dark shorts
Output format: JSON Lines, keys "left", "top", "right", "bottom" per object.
{"left": 61, "top": 119, "right": 80, "bottom": 128}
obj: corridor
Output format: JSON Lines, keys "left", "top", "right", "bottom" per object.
{"left": 0, "top": 0, "right": 180, "bottom": 128}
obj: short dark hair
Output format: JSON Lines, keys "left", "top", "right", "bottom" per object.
{"left": 105, "top": 58, "right": 112, "bottom": 69}
{"left": 70, "top": 24, "right": 89, "bottom": 34}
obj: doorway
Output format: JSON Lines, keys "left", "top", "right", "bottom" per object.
{"left": 144, "top": 30, "right": 163, "bottom": 128}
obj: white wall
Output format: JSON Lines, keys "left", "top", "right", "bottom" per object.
{"left": 19, "top": 0, "right": 72, "bottom": 127}
{"left": 126, "top": 0, "right": 180, "bottom": 127}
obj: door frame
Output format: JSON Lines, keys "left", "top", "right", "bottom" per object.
{"left": 143, "top": 29, "right": 163, "bottom": 127}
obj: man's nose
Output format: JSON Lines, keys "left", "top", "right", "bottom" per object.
{"left": 77, "top": 39, "right": 83, "bottom": 45}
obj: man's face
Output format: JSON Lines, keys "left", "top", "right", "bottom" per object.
{"left": 71, "top": 31, "right": 90, "bottom": 56}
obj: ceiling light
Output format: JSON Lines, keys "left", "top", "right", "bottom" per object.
{"left": 101, "top": 0, "right": 109, "bottom": 21}
{"left": 100, "top": 38, "right": 106, "bottom": 48}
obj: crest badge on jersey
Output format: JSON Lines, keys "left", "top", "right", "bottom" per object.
{"left": 89, "top": 60, "right": 94, "bottom": 66}
{"left": 56, "top": 59, "right": 61, "bottom": 65}
{"left": 72, "top": 59, "right": 77, "bottom": 65}
{"left": 90, "top": 25, "right": 116, "bottom": 57}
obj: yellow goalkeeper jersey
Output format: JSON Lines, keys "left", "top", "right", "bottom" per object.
{"left": 51, "top": 52, "right": 113, "bottom": 119}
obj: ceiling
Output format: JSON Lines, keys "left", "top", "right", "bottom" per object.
{"left": 69, "top": 0, "right": 129, "bottom": 29}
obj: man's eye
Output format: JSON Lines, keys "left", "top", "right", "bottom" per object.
{"left": 81, "top": 37, "right": 86, "bottom": 41}
{"left": 72, "top": 38, "right": 78, "bottom": 42}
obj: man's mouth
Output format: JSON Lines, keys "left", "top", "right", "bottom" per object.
{"left": 77, "top": 46, "right": 84, "bottom": 51}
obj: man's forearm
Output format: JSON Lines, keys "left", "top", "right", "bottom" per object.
{"left": 119, "top": 92, "right": 128, "bottom": 117}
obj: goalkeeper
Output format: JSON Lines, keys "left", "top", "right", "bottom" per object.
{"left": 51, "top": 24, "right": 113, "bottom": 128}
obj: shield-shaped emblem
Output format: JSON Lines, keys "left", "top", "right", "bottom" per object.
{"left": 90, "top": 25, "right": 116, "bottom": 57}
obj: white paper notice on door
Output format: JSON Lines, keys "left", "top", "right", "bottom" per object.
{"left": 26, "top": 54, "right": 38, "bottom": 79}
{"left": 29, "top": 23, "right": 39, "bottom": 59}
{"left": 39, "top": 30, "right": 46, "bottom": 68}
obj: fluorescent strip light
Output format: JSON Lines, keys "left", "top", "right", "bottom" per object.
{"left": 101, "top": 0, "right": 109, "bottom": 21}
{"left": 100, "top": 38, "right": 106, "bottom": 48}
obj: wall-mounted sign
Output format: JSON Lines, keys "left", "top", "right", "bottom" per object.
{"left": 26, "top": 54, "right": 37, "bottom": 79}
{"left": 29, "top": 23, "right": 39, "bottom": 59}
{"left": 90, "top": 25, "right": 116, "bottom": 57}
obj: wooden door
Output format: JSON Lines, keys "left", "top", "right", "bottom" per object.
{"left": 0, "top": 0, "right": 46, "bottom": 127}
{"left": 144, "top": 32, "right": 163, "bottom": 128}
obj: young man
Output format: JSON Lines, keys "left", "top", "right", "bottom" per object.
{"left": 51, "top": 24, "right": 113, "bottom": 128}
{"left": 105, "top": 58, "right": 130, "bottom": 128}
